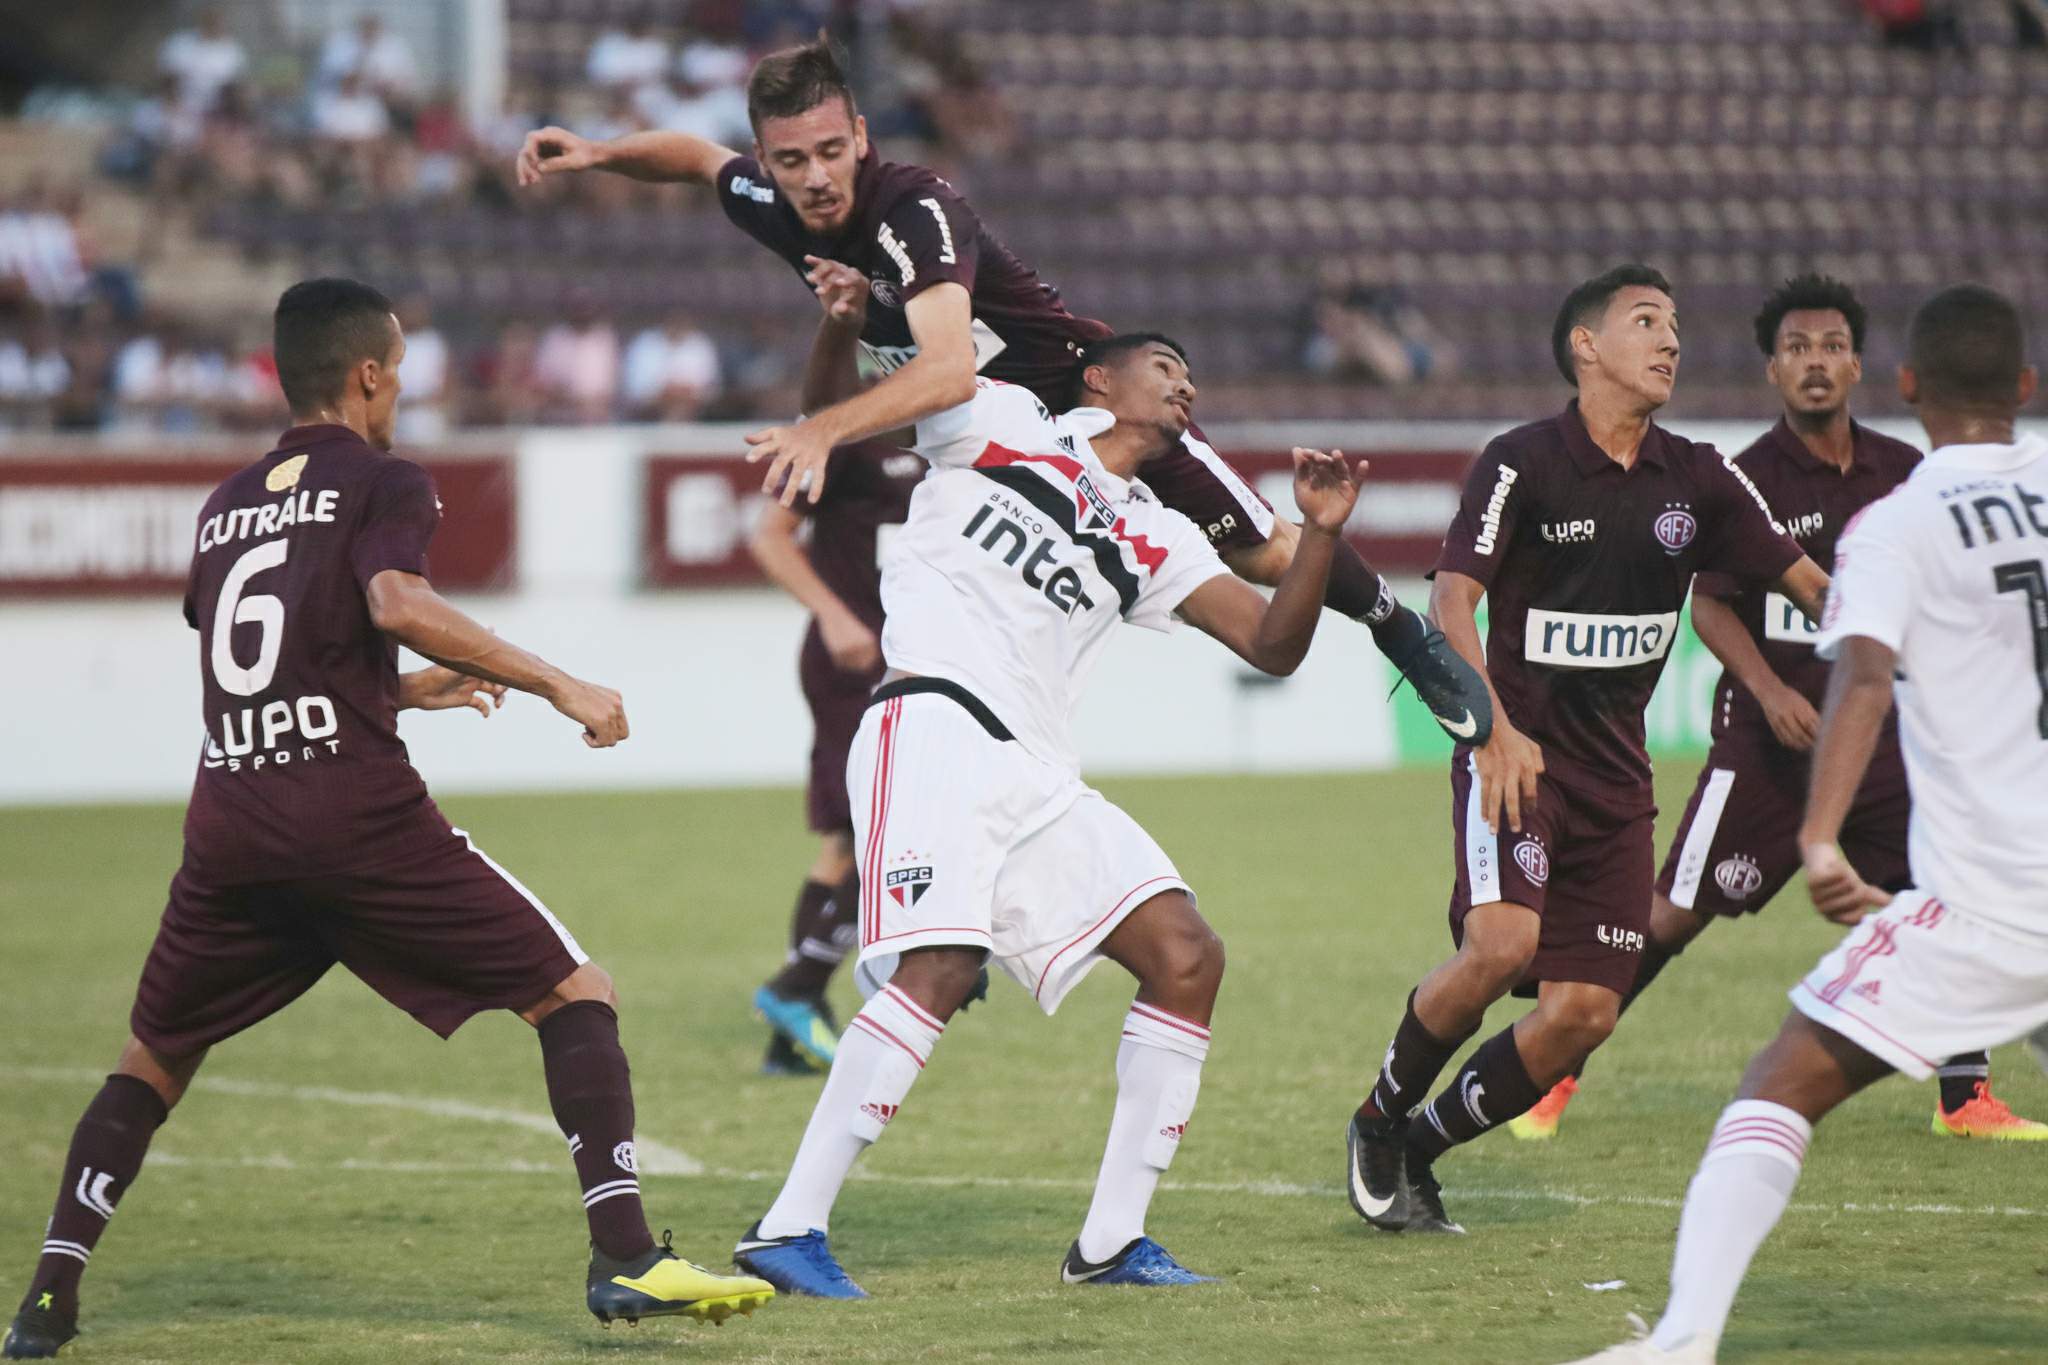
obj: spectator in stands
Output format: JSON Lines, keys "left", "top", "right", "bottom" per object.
{"left": 587, "top": 14, "right": 671, "bottom": 91}
{"left": 158, "top": 6, "right": 246, "bottom": 116}
{"left": 622, "top": 310, "right": 723, "bottom": 421}
{"left": 534, "top": 294, "right": 620, "bottom": 423}
{"left": 318, "top": 14, "right": 421, "bottom": 111}
{"left": 1302, "top": 261, "right": 1457, "bottom": 388}
{"left": 1859, "top": 0, "right": 1971, "bottom": 53}
{"left": 0, "top": 182, "right": 90, "bottom": 312}
{"left": 470, "top": 321, "right": 545, "bottom": 426}
{"left": 0, "top": 323, "right": 69, "bottom": 427}
{"left": 395, "top": 292, "right": 454, "bottom": 441}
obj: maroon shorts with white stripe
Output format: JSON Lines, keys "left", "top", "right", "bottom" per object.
{"left": 130, "top": 810, "right": 587, "bottom": 1054}
{"left": 1656, "top": 725, "right": 1910, "bottom": 917}
{"left": 1790, "top": 891, "right": 2048, "bottom": 1081}
{"left": 846, "top": 679, "right": 1192, "bottom": 1014}
{"left": 1446, "top": 751, "right": 1655, "bottom": 996}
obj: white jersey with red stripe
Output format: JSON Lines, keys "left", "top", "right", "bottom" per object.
{"left": 887, "top": 379, "right": 1231, "bottom": 770}
{"left": 1813, "top": 434, "right": 2048, "bottom": 938}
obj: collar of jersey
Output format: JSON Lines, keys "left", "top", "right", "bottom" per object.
{"left": 1061, "top": 406, "right": 1117, "bottom": 438}
{"left": 1924, "top": 433, "right": 2045, "bottom": 473}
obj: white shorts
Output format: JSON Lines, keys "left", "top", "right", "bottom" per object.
{"left": 1789, "top": 891, "right": 2048, "bottom": 1081}
{"left": 848, "top": 688, "right": 1190, "bottom": 1015}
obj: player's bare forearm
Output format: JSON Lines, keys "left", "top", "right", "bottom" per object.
{"left": 1245, "top": 522, "right": 1339, "bottom": 674}
{"left": 366, "top": 571, "right": 568, "bottom": 702}
{"left": 1798, "top": 635, "right": 1896, "bottom": 851}
{"left": 1691, "top": 591, "right": 1787, "bottom": 701}
{"left": 1221, "top": 517, "right": 1297, "bottom": 587}
{"left": 588, "top": 130, "right": 734, "bottom": 184}
{"left": 748, "top": 503, "right": 860, "bottom": 625}
{"left": 1776, "top": 554, "right": 1830, "bottom": 623}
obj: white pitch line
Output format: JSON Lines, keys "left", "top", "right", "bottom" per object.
{"left": 5, "top": 1065, "right": 700, "bottom": 1175}
{"left": 128, "top": 1154, "right": 2047, "bottom": 1222}
{"left": 14, "top": 1067, "right": 2041, "bottom": 1222}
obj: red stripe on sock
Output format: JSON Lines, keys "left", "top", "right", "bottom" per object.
{"left": 849, "top": 1013, "right": 927, "bottom": 1069}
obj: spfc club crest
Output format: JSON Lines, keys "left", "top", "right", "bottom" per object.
{"left": 886, "top": 863, "right": 935, "bottom": 907}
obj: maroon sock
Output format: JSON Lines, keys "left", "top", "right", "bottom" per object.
{"left": 1406, "top": 1027, "right": 1546, "bottom": 1164}
{"left": 20, "top": 1074, "right": 167, "bottom": 1318}
{"left": 1323, "top": 538, "right": 1400, "bottom": 625}
{"left": 538, "top": 1001, "right": 654, "bottom": 1261}
{"left": 1363, "top": 990, "right": 1473, "bottom": 1120}
{"left": 766, "top": 873, "right": 858, "bottom": 1000}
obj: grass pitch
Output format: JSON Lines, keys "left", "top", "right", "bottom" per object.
{"left": 3, "top": 770, "right": 2044, "bottom": 1362}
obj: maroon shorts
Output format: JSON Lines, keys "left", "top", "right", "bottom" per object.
{"left": 1656, "top": 727, "right": 1911, "bottom": 917}
{"left": 130, "top": 822, "right": 587, "bottom": 1055}
{"left": 1447, "top": 754, "right": 1655, "bottom": 996}
{"left": 799, "top": 625, "right": 884, "bottom": 833}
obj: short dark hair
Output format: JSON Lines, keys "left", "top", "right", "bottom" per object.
{"left": 273, "top": 277, "right": 396, "bottom": 413}
{"left": 1550, "top": 264, "right": 1673, "bottom": 386}
{"left": 1062, "top": 332, "right": 1189, "bottom": 411}
{"left": 1907, "top": 284, "right": 2027, "bottom": 411}
{"left": 747, "top": 34, "right": 857, "bottom": 132}
{"left": 1753, "top": 273, "right": 1867, "bottom": 357}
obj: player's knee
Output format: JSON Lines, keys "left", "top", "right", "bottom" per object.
{"left": 891, "top": 947, "right": 987, "bottom": 1017}
{"left": 1153, "top": 916, "right": 1226, "bottom": 1000}
{"left": 1459, "top": 925, "right": 1538, "bottom": 994}
{"left": 1536, "top": 989, "right": 1620, "bottom": 1055}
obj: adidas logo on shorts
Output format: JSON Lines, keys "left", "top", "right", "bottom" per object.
{"left": 1852, "top": 979, "right": 1883, "bottom": 1004}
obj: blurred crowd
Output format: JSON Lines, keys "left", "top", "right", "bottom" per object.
{"left": 2, "top": 1, "right": 1011, "bottom": 435}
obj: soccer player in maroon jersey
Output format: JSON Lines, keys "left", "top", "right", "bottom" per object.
{"left": 0, "top": 280, "right": 771, "bottom": 1361}
{"left": 1342, "top": 265, "right": 1833, "bottom": 1236}
{"left": 1513, "top": 274, "right": 2045, "bottom": 1142}
{"left": 513, "top": 35, "right": 1490, "bottom": 746}
{"left": 745, "top": 437, "right": 923, "bottom": 1073}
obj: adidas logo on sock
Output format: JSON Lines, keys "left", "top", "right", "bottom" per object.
{"left": 1159, "top": 1122, "right": 1186, "bottom": 1141}
{"left": 860, "top": 1102, "right": 899, "bottom": 1126}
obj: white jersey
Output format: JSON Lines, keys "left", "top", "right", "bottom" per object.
{"left": 884, "top": 380, "right": 1231, "bottom": 770}
{"left": 1814, "top": 434, "right": 2048, "bottom": 937}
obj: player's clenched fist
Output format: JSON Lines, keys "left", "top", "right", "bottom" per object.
{"left": 549, "top": 676, "right": 630, "bottom": 747}
{"left": 515, "top": 126, "right": 601, "bottom": 187}
{"left": 1289, "top": 446, "right": 1368, "bottom": 535}
{"left": 1800, "top": 842, "right": 1889, "bottom": 926}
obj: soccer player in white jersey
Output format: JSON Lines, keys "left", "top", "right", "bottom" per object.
{"left": 729, "top": 265, "right": 1366, "bottom": 1296}
{"left": 1569, "top": 285, "right": 2048, "bottom": 1363}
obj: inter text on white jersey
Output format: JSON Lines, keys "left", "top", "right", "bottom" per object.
{"left": 1815, "top": 434, "right": 2048, "bottom": 936}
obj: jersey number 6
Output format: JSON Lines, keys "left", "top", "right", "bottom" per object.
{"left": 211, "top": 540, "right": 288, "bottom": 697}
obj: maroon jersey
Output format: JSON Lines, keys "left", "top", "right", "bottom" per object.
{"left": 718, "top": 148, "right": 1108, "bottom": 405}
{"left": 1435, "top": 401, "right": 1805, "bottom": 806}
{"left": 1693, "top": 419, "right": 1921, "bottom": 733}
{"left": 180, "top": 424, "right": 447, "bottom": 884}
{"left": 799, "top": 440, "right": 924, "bottom": 632}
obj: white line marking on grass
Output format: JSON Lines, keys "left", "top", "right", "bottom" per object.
{"left": 17, "top": 1067, "right": 2041, "bottom": 1222}
{"left": 6, "top": 1065, "right": 700, "bottom": 1175}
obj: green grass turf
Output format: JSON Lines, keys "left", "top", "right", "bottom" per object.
{"left": 3, "top": 771, "right": 2044, "bottom": 1363}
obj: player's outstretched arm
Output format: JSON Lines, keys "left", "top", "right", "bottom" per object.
{"left": 1775, "top": 554, "right": 1830, "bottom": 624}
{"left": 1179, "top": 449, "right": 1364, "bottom": 675}
{"left": 799, "top": 256, "right": 870, "bottom": 417}
{"left": 1690, "top": 591, "right": 1818, "bottom": 750}
{"left": 747, "top": 283, "right": 976, "bottom": 507}
{"left": 366, "top": 570, "right": 629, "bottom": 747}
{"left": 1798, "top": 635, "right": 1896, "bottom": 924}
{"left": 514, "top": 126, "right": 737, "bottom": 187}
{"left": 398, "top": 664, "right": 508, "bottom": 717}
{"left": 747, "top": 500, "right": 880, "bottom": 674}
{"left": 1431, "top": 570, "right": 1542, "bottom": 833}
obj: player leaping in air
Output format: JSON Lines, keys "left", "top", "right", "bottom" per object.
{"left": 1566, "top": 284, "right": 2048, "bottom": 1363}
{"left": 723, "top": 259, "right": 1364, "bottom": 1295}
{"left": 516, "top": 35, "right": 1486, "bottom": 1071}
{"left": 1, "top": 280, "right": 772, "bottom": 1361}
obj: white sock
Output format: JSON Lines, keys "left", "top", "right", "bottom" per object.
{"left": 1075, "top": 1001, "right": 1211, "bottom": 1264}
{"left": 1651, "top": 1099, "right": 1812, "bottom": 1353}
{"left": 756, "top": 984, "right": 944, "bottom": 1238}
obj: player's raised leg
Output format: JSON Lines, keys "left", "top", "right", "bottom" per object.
{"left": 4, "top": 1040, "right": 199, "bottom": 1359}
{"left": 736, "top": 945, "right": 982, "bottom": 1298}
{"left": 1062, "top": 890, "right": 1224, "bottom": 1287}
{"left": 522, "top": 964, "right": 774, "bottom": 1326}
